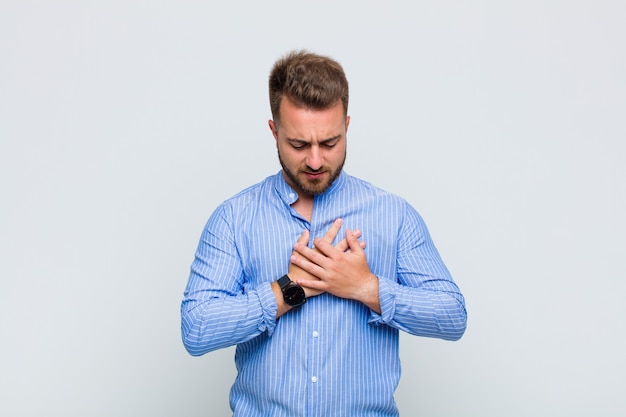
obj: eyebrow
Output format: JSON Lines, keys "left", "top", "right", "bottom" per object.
{"left": 286, "top": 135, "right": 342, "bottom": 146}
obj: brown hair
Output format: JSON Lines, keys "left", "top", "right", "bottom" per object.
{"left": 269, "top": 50, "right": 349, "bottom": 123}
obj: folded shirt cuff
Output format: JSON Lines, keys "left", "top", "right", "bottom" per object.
{"left": 256, "top": 282, "right": 278, "bottom": 336}
{"left": 368, "top": 276, "right": 396, "bottom": 325}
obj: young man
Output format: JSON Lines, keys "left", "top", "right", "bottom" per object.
{"left": 181, "top": 50, "right": 467, "bottom": 416}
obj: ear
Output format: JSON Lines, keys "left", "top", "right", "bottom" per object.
{"left": 345, "top": 115, "right": 351, "bottom": 133}
{"left": 268, "top": 120, "right": 278, "bottom": 140}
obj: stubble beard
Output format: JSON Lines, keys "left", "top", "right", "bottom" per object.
{"left": 278, "top": 150, "right": 346, "bottom": 197}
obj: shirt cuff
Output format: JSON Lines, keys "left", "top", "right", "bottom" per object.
{"left": 368, "top": 276, "right": 396, "bottom": 325}
{"left": 256, "top": 282, "right": 278, "bottom": 336}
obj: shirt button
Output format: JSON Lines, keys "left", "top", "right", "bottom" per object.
{"left": 289, "top": 193, "right": 296, "bottom": 199}
{"left": 312, "top": 331, "right": 319, "bottom": 338}
{"left": 311, "top": 376, "right": 318, "bottom": 383}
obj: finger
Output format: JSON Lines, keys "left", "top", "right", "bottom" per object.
{"left": 297, "top": 278, "right": 328, "bottom": 291}
{"left": 294, "top": 241, "right": 326, "bottom": 263}
{"left": 335, "top": 229, "right": 362, "bottom": 252}
{"left": 310, "top": 236, "right": 336, "bottom": 257}
{"left": 296, "top": 229, "right": 310, "bottom": 246}
{"left": 291, "top": 251, "right": 327, "bottom": 276}
{"left": 345, "top": 229, "right": 365, "bottom": 254}
{"left": 321, "top": 218, "right": 343, "bottom": 245}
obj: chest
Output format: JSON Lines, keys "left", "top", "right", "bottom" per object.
{"left": 233, "top": 200, "right": 400, "bottom": 285}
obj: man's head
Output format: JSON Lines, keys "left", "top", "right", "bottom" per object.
{"left": 268, "top": 51, "right": 350, "bottom": 198}
{"left": 269, "top": 50, "right": 349, "bottom": 124}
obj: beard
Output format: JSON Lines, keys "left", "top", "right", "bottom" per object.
{"left": 278, "top": 150, "right": 346, "bottom": 197}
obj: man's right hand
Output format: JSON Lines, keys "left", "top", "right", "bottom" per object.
{"left": 273, "top": 218, "right": 365, "bottom": 318}
{"left": 288, "top": 218, "right": 365, "bottom": 298}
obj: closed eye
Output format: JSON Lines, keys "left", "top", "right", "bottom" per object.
{"left": 286, "top": 135, "right": 342, "bottom": 150}
{"left": 290, "top": 141, "right": 309, "bottom": 150}
{"left": 320, "top": 135, "right": 342, "bottom": 148}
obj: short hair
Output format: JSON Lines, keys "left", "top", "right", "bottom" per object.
{"left": 269, "top": 50, "right": 349, "bottom": 123}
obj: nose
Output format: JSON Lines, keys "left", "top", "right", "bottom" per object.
{"left": 306, "top": 146, "right": 323, "bottom": 171}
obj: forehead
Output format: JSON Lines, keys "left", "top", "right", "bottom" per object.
{"left": 277, "top": 97, "right": 345, "bottom": 137}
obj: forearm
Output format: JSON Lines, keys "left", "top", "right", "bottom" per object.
{"left": 373, "top": 277, "right": 467, "bottom": 341}
{"left": 271, "top": 281, "right": 294, "bottom": 318}
{"left": 353, "top": 273, "right": 381, "bottom": 314}
{"left": 181, "top": 283, "right": 277, "bottom": 356}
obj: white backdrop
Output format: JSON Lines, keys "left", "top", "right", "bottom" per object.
{"left": 1, "top": 1, "right": 625, "bottom": 416}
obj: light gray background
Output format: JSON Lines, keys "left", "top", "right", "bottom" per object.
{"left": 1, "top": 1, "right": 624, "bottom": 416}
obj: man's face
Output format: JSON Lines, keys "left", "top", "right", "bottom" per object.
{"left": 269, "top": 97, "right": 350, "bottom": 198}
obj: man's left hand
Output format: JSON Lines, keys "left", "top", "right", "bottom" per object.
{"left": 291, "top": 228, "right": 381, "bottom": 313}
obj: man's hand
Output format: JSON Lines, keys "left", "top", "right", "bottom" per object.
{"left": 287, "top": 218, "right": 365, "bottom": 299}
{"left": 291, "top": 228, "right": 381, "bottom": 313}
{"left": 272, "top": 219, "right": 367, "bottom": 318}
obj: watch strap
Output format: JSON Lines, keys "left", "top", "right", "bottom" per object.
{"left": 277, "top": 274, "right": 292, "bottom": 289}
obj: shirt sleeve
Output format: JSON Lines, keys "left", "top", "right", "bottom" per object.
{"left": 181, "top": 204, "right": 279, "bottom": 356}
{"left": 368, "top": 202, "right": 467, "bottom": 341}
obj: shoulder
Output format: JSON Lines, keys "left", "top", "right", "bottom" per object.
{"left": 343, "top": 173, "right": 426, "bottom": 224}
{"left": 343, "top": 173, "right": 408, "bottom": 204}
{"left": 205, "top": 174, "right": 277, "bottom": 224}
{"left": 222, "top": 174, "right": 276, "bottom": 208}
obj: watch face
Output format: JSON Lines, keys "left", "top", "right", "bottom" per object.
{"left": 283, "top": 284, "right": 305, "bottom": 306}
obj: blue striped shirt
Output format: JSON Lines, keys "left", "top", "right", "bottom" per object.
{"left": 181, "top": 171, "right": 466, "bottom": 416}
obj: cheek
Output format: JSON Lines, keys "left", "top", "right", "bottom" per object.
{"left": 279, "top": 147, "right": 302, "bottom": 166}
{"left": 329, "top": 147, "right": 346, "bottom": 164}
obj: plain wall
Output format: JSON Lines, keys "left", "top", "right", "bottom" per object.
{"left": 1, "top": 1, "right": 624, "bottom": 416}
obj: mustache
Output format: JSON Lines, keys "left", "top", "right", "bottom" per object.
{"left": 301, "top": 166, "right": 326, "bottom": 173}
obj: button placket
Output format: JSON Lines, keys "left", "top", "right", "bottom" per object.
{"left": 311, "top": 329, "right": 319, "bottom": 384}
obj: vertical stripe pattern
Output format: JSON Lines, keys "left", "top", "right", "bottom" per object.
{"left": 181, "top": 171, "right": 467, "bottom": 416}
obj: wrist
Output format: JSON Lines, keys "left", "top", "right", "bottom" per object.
{"left": 272, "top": 281, "right": 291, "bottom": 318}
{"left": 277, "top": 274, "right": 306, "bottom": 308}
{"left": 357, "top": 273, "right": 381, "bottom": 314}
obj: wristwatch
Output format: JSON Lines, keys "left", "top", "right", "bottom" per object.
{"left": 277, "top": 274, "right": 306, "bottom": 307}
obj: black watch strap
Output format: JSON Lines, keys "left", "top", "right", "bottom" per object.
{"left": 277, "top": 274, "right": 292, "bottom": 289}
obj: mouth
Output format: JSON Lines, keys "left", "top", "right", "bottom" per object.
{"left": 303, "top": 171, "right": 326, "bottom": 180}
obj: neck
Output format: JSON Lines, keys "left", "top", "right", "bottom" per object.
{"left": 292, "top": 194, "right": 314, "bottom": 222}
